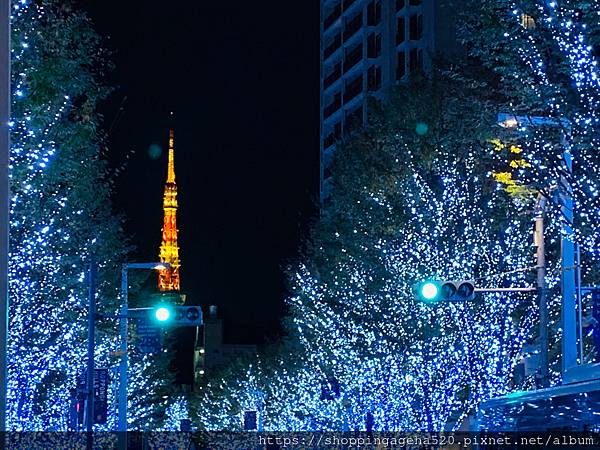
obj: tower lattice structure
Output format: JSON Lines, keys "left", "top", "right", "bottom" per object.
{"left": 158, "top": 129, "right": 181, "bottom": 292}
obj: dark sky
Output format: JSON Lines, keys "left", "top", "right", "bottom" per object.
{"left": 77, "top": 1, "right": 320, "bottom": 343}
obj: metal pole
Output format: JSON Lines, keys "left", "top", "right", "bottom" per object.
{"left": 85, "top": 259, "right": 97, "bottom": 446}
{"left": 576, "top": 243, "right": 584, "bottom": 363}
{"left": 118, "top": 266, "right": 128, "bottom": 448}
{"left": 561, "top": 142, "right": 577, "bottom": 374}
{"left": 535, "top": 211, "right": 548, "bottom": 387}
{"left": 474, "top": 287, "right": 537, "bottom": 293}
{"left": 0, "top": 0, "right": 10, "bottom": 434}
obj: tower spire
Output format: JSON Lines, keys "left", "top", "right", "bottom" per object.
{"left": 167, "top": 128, "right": 175, "bottom": 183}
{"left": 158, "top": 127, "right": 180, "bottom": 292}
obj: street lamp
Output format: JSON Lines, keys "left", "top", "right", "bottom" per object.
{"left": 119, "top": 262, "right": 170, "bottom": 437}
{"left": 498, "top": 112, "right": 576, "bottom": 386}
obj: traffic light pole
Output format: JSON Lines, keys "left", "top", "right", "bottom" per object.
{"left": 117, "top": 261, "right": 171, "bottom": 450}
{"left": 118, "top": 267, "right": 128, "bottom": 450}
{"left": 473, "top": 287, "right": 536, "bottom": 293}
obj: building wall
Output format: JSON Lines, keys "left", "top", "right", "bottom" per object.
{"left": 194, "top": 306, "right": 257, "bottom": 384}
{"left": 319, "top": 0, "right": 454, "bottom": 200}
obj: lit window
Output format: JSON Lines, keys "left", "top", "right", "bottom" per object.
{"left": 520, "top": 13, "right": 535, "bottom": 29}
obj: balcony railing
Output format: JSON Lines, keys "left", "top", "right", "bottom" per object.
{"left": 367, "top": 1, "right": 381, "bottom": 26}
{"left": 343, "top": 74, "right": 363, "bottom": 103}
{"left": 343, "top": 0, "right": 356, "bottom": 10}
{"left": 324, "top": 133, "right": 337, "bottom": 149}
{"left": 409, "top": 14, "right": 423, "bottom": 40}
{"left": 323, "top": 64, "right": 342, "bottom": 89}
{"left": 367, "top": 33, "right": 381, "bottom": 58}
{"left": 324, "top": 4, "right": 342, "bottom": 30}
{"left": 324, "top": 96, "right": 342, "bottom": 118}
{"left": 343, "top": 13, "right": 362, "bottom": 41}
{"left": 324, "top": 33, "right": 342, "bottom": 59}
{"left": 343, "top": 43, "right": 362, "bottom": 73}
{"left": 367, "top": 65, "right": 381, "bottom": 91}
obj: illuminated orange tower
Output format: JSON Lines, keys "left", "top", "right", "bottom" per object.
{"left": 158, "top": 129, "right": 181, "bottom": 291}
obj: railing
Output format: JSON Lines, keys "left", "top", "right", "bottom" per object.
{"left": 367, "top": 1, "right": 381, "bottom": 26}
{"left": 367, "top": 65, "right": 381, "bottom": 91}
{"left": 324, "top": 33, "right": 342, "bottom": 59}
{"left": 324, "top": 4, "right": 342, "bottom": 30}
{"left": 343, "top": 43, "right": 362, "bottom": 73}
{"left": 396, "top": 17, "right": 405, "bottom": 45}
{"left": 344, "top": 75, "right": 363, "bottom": 103}
{"left": 343, "top": 0, "right": 356, "bottom": 10}
{"left": 323, "top": 64, "right": 342, "bottom": 89}
{"left": 324, "top": 96, "right": 342, "bottom": 118}
{"left": 367, "top": 33, "right": 381, "bottom": 58}
{"left": 344, "top": 12, "right": 362, "bottom": 41}
{"left": 409, "top": 14, "right": 423, "bottom": 40}
{"left": 324, "top": 133, "right": 336, "bottom": 149}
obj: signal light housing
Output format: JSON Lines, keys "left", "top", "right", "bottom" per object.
{"left": 415, "top": 280, "right": 475, "bottom": 303}
{"left": 151, "top": 305, "right": 203, "bottom": 327}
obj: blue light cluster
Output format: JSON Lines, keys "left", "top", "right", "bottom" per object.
{"left": 195, "top": 148, "right": 559, "bottom": 431}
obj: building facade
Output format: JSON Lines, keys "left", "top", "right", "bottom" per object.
{"left": 194, "top": 306, "right": 257, "bottom": 384}
{"left": 319, "top": 0, "right": 459, "bottom": 199}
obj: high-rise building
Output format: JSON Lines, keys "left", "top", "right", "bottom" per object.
{"left": 320, "top": 0, "right": 460, "bottom": 199}
{"left": 158, "top": 129, "right": 181, "bottom": 291}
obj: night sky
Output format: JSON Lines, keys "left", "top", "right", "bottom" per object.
{"left": 77, "top": 1, "right": 320, "bottom": 343}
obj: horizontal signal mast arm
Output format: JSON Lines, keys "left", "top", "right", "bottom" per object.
{"left": 474, "top": 287, "right": 537, "bottom": 293}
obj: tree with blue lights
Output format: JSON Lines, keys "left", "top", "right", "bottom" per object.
{"left": 459, "top": 0, "right": 600, "bottom": 365}
{"left": 461, "top": 0, "right": 600, "bottom": 255}
{"left": 288, "top": 152, "right": 539, "bottom": 430}
{"left": 193, "top": 0, "right": 600, "bottom": 431}
{"left": 193, "top": 76, "right": 557, "bottom": 431}
{"left": 8, "top": 0, "right": 126, "bottom": 429}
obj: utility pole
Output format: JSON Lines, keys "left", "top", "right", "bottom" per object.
{"left": 0, "top": 0, "right": 10, "bottom": 433}
{"left": 560, "top": 142, "right": 577, "bottom": 373}
{"left": 86, "top": 259, "right": 97, "bottom": 448}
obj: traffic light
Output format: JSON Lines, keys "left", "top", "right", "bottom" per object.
{"left": 417, "top": 281, "right": 441, "bottom": 303}
{"left": 415, "top": 280, "right": 475, "bottom": 303}
{"left": 154, "top": 306, "right": 172, "bottom": 322}
{"left": 151, "top": 305, "right": 203, "bottom": 327}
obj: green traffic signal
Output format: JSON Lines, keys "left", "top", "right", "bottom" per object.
{"left": 415, "top": 280, "right": 476, "bottom": 303}
{"left": 418, "top": 281, "right": 440, "bottom": 302}
{"left": 154, "top": 306, "right": 172, "bottom": 322}
{"left": 150, "top": 305, "right": 203, "bottom": 326}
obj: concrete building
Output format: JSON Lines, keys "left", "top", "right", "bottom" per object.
{"left": 320, "top": 0, "right": 460, "bottom": 199}
{"left": 194, "top": 306, "right": 257, "bottom": 384}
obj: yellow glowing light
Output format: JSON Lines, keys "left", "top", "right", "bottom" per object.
{"left": 499, "top": 117, "right": 519, "bottom": 128}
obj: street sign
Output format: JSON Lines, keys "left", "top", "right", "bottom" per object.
{"left": 94, "top": 368, "right": 108, "bottom": 424}
{"left": 134, "top": 316, "right": 162, "bottom": 353}
{"left": 76, "top": 368, "right": 109, "bottom": 424}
